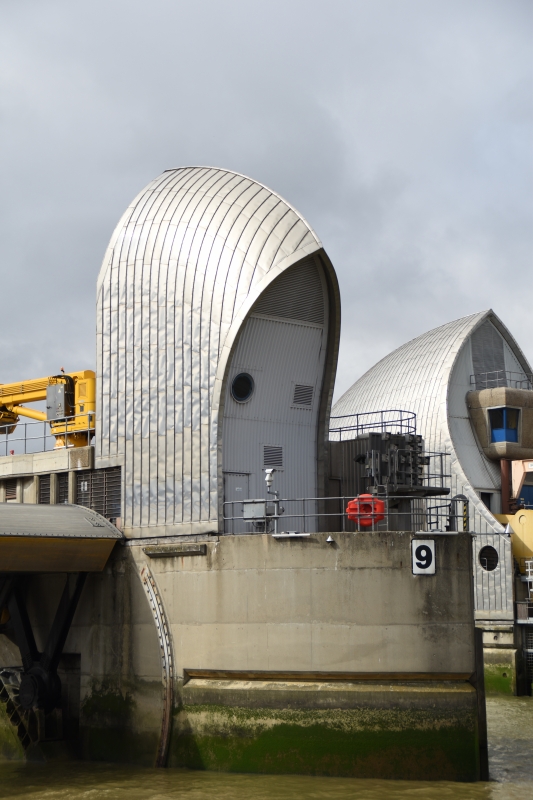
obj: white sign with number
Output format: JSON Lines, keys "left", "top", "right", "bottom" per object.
{"left": 412, "top": 539, "right": 436, "bottom": 575}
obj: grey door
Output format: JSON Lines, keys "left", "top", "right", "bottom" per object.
{"left": 223, "top": 472, "right": 250, "bottom": 533}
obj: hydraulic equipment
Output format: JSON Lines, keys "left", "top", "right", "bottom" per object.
{"left": 0, "top": 370, "right": 95, "bottom": 447}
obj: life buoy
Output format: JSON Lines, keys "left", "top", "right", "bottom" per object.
{"left": 346, "top": 494, "right": 385, "bottom": 527}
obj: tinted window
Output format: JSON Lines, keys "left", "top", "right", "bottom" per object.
{"left": 489, "top": 407, "right": 519, "bottom": 443}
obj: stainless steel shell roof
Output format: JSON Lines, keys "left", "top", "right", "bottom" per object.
{"left": 96, "top": 167, "right": 336, "bottom": 535}
{"left": 332, "top": 310, "right": 532, "bottom": 533}
{"left": 0, "top": 504, "right": 122, "bottom": 539}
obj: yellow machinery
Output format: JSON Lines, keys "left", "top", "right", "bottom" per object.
{"left": 495, "top": 509, "right": 533, "bottom": 574}
{"left": 0, "top": 370, "right": 96, "bottom": 448}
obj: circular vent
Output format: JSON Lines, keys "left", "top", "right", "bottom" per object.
{"left": 231, "top": 373, "right": 254, "bottom": 403}
{"left": 479, "top": 545, "right": 499, "bottom": 571}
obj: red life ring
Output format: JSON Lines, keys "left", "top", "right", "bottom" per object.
{"left": 346, "top": 494, "right": 385, "bottom": 527}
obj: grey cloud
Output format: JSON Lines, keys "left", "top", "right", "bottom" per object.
{"left": 0, "top": 0, "right": 531, "bottom": 404}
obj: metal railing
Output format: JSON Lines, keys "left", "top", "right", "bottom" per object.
{"left": 0, "top": 414, "right": 95, "bottom": 457}
{"left": 223, "top": 494, "right": 469, "bottom": 535}
{"left": 470, "top": 370, "right": 533, "bottom": 390}
{"left": 329, "top": 410, "right": 417, "bottom": 440}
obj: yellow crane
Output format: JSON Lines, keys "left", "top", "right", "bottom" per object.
{"left": 0, "top": 370, "right": 96, "bottom": 448}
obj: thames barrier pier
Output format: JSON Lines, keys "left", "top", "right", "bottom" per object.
{"left": 0, "top": 168, "right": 494, "bottom": 779}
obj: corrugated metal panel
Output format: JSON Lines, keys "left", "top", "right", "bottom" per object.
{"left": 96, "top": 168, "right": 338, "bottom": 536}
{"left": 448, "top": 340, "right": 500, "bottom": 491}
{"left": 471, "top": 321, "right": 505, "bottom": 386}
{"left": 251, "top": 258, "right": 324, "bottom": 324}
{"left": 473, "top": 533, "right": 514, "bottom": 616}
{"left": 222, "top": 306, "right": 327, "bottom": 504}
{"left": 503, "top": 339, "right": 526, "bottom": 374}
{"left": 0, "top": 504, "right": 121, "bottom": 539}
{"left": 332, "top": 310, "right": 532, "bottom": 534}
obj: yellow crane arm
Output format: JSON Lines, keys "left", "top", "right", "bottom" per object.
{"left": 0, "top": 371, "right": 96, "bottom": 448}
{"left": 10, "top": 406, "right": 47, "bottom": 422}
{"left": 0, "top": 378, "right": 49, "bottom": 406}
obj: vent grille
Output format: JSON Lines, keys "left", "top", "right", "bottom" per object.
{"left": 292, "top": 384, "right": 314, "bottom": 406}
{"left": 252, "top": 259, "right": 324, "bottom": 325}
{"left": 526, "top": 650, "right": 533, "bottom": 685}
{"left": 5, "top": 480, "right": 16, "bottom": 501}
{"left": 76, "top": 467, "right": 121, "bottom": 520}
{"left": 39, "top": 475, "right": 50, "bottom": 504}
{"left": 472, "top": 321, "right": 505, "bottom": 389}
{"left": 263, "top": 445, "right": 283, "bottom": 468}
{"left": 58, "top": 473, "right": 69, "bottom": 504}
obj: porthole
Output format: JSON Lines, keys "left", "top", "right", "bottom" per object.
{"left": 231, "top": 373, "right": 254, "bottom": 403}
{"left": 479, "top": 545, "right": 498, "bottom": 572}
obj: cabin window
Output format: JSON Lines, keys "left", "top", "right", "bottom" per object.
{"left": 488, "top": 407, "right": 519, "bottom": 443}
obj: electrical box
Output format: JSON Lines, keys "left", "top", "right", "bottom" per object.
{"left": 46, "top": 384, "right": 73, "bottom": 420}
{"left": 242, "top": 500, "right": 267, "bottom": 520}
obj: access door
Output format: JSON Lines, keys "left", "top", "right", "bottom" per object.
{"left": 223, "top": 472, "right": 250, "bottom": 533}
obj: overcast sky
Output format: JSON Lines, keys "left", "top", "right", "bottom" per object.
{"left": 1, "top": 0, "right": 531, "bottom": 402}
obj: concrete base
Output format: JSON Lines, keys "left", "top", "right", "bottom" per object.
{"left": 483, "top": 647, "right": 520, "bottom": 696}
{"left": 0, "top": 531, "right": 485, "bottom": 779}
{"left": 171, "top": 677, "right": 480, "bottom": 781}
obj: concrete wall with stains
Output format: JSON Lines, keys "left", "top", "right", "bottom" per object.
{"left": 0, "top": 530, "right": 485, "bottom": 780}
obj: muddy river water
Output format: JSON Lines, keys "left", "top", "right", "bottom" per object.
{"left": 0, "top": 697, "right": 531, "bottom": 800}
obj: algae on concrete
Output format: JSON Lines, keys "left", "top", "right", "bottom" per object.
{"left": 0, "top": 702, "right": 25, "bottom": 761}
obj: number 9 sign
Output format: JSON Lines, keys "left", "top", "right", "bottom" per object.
{"left": 411, "top": 539, "right": 435, "bottom": 575}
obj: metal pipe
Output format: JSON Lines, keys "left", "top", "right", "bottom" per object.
{"left": 501, "top": 459, "right": 511, "bottom": 514}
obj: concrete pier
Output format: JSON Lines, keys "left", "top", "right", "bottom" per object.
{"left": 1, "top": 530, "right": 486, "bottom": 780}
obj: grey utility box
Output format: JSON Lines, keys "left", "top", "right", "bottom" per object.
{"left": 46, "top": 384, "right": 73, "bottom": 420}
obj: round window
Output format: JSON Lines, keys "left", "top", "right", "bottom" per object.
{"left": 479, "top": 545, "right": 498, "bottom": 571}
{"left": 231, "top": 373, "right": 254, "bottom": 403}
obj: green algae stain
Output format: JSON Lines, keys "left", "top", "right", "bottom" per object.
{"left": 80, "top": 681, "right": 161, "bottom": 766}
{"left": 81, "top": 681, "right": 136, "bottom": 726}
{"left": 0, "top": 703, "right": 25, "bottom": 761}
{"left": 484, "top": 664, "right": 515, "bottom": 696}
{"left": 169, "top": 704, "right": 479, "bottom": 781}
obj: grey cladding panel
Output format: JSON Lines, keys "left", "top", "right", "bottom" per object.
{"left": 95, "top": 167, "right": 332, "bottom": 534}
{"left": 252, "top": 259, "right": 324, "bottom": 324}
{"left": 471, "top": 321, "right": 505, "bottom": 384}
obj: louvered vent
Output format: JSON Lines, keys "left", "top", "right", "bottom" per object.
{"left": 39, "top": 475, "right": 50, "bottom": 504}
{"left": 252, "top": 258, "right": 324, "bottom": 325}
{"left": 292, "top": 385, "right": 314, "bottom": 406}
{"left": 263, "top": 445, "right": 283, "bottom": 468}
{"left": 5, "top": 480, "right": 16, "bottom": 501}
{"left": 471, "top": 321, "right": 505, "bottom": 388}
{"left": 76, "top": 467, "right": 121, "bottom": 520}
{"left": 58, "top": 473, "right": 69, "bottom": 504}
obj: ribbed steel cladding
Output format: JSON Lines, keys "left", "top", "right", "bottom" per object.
{"left": 96, "top": 167, "right": 326, "bottom": 533}
{"left": 331, "top": 311, "right": 532, "bottom": 535}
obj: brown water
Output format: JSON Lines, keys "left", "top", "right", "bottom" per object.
{"left": 0, "top": 697, "right": 531, "bottom": 800}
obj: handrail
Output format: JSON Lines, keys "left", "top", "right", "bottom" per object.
{"left": 470, "top": 370, "right": 533, "bottom": 390}
{"left": 0, "top": 413, "right": 95, "bottom": 457}
{"left": 329, "top": 409, "right": 416, "bottom": 439}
